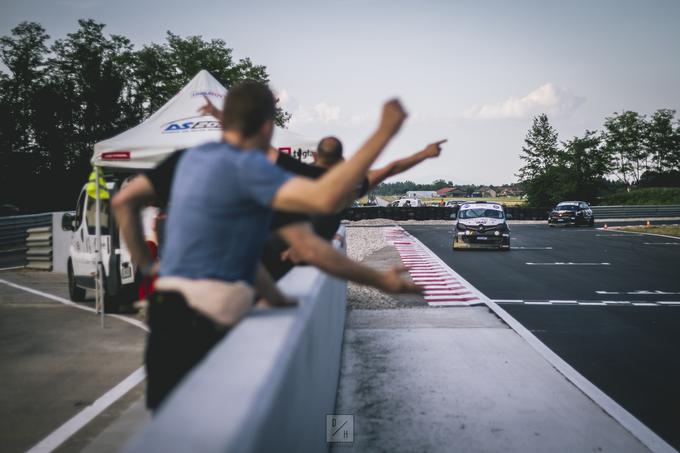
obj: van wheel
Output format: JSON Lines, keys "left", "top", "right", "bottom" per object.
{"left": 103, "top": 292, "right": 120, "bottom": 313}
{"left": 68, "top": 261, "right": 86, "bottom": 302}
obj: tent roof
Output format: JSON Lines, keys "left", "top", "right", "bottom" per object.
{"left": 92, "top": 70, "right": 317, "bottom": 169}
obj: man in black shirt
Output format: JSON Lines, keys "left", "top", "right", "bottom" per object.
{"left": 263, "top": 136, "right": 447, "bottom": 279}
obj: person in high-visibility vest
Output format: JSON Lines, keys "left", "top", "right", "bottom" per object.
{"left": 86, "top": 168, "right": 110, "bottom": 200}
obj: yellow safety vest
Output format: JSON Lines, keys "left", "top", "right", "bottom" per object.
{"left": 86, "top": 169, "right": 110, "bottom": 200}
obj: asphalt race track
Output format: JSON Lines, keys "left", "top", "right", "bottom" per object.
{"left": 404, "top": 223, "right": 680, "bottom": 450}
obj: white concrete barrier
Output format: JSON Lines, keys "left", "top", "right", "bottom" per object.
{"left": 126, "top": 228, "right": 348, "bottom": 453}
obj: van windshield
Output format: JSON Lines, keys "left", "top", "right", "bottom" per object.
{"left": 86, "top": 197, "right": 111, "bottom": 234}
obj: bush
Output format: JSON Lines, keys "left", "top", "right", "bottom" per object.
{"left": 599, "top": 187, "right": 680, "bottom": 205}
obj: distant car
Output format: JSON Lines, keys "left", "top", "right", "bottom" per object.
{"left": 548, "top": 201, "right": 595, "bottom": 227}
{"left": 388, "top": 198, "right": 424, "bottom": 207}
{"left": 452, "top": 202, "right": 510, "bottom": 250}
{"left": 445, "top": 200, "right": 466, "bottom": 208}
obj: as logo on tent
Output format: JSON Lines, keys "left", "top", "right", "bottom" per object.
{"left": 162, "top": 117, "right": 221, "bottom": 133}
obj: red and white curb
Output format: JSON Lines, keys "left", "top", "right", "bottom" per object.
{"left": 383, "top": 226, "right": 482, "bottom": 306}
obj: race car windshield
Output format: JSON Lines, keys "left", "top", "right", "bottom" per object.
{"left": 556, "top": 204, "right": 578, "bottom": 211}
{"left": 459, "top": 208, "right": 504, "bottom": 219}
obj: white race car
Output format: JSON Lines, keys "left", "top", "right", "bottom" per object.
{"left": 452, "top": 202, "right": 511, "bottom": 250}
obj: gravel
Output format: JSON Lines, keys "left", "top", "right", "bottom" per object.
{"left": 345, "top": 226, "right": 425, "bottom": 310}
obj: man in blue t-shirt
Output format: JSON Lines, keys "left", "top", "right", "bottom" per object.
{"left": 113, "top": 81, "right": 417, "bottom": 410}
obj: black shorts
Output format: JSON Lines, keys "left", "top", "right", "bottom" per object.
{"left": 145, "top": 291, "right": 228, "bottom": 411}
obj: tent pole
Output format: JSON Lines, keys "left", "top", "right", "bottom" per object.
{"left": 95, "top": 166, "right": 104, "bottom": 328}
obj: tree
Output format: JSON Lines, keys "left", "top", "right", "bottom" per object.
{"left": 559, "top": 131, "right": 608, "bottom": 203}
{"left": 132, "top": 32, "right": 289, "bottom": 125}
{"left": 645, "top": 109, "right": 680, "bottom": 172}
{"left": 517, "top": 114, "right": 561, "bottom": 206}
{"left": 602, "top": 111, "right": 648, "bottom": 186}
{"left": 517, "top": 113, "right": 560, "bottom": 183}
{"left": 0, "top": 22, "right": 50, "bottom": 209}
{"left": 0, "top": 19, "right": 286, "bottom": 212}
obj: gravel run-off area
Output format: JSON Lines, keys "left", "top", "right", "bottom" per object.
{"left": 344, "top": 222, "right": 425, "bottom": 310}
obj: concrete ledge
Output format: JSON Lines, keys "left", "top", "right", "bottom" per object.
{"left": 126, "top": 231, "right": 348, "bottom": 453}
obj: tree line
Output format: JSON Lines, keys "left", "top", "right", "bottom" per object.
{"left": 0, "top": 20, "right": 286, "bottom": 213}
{"left": 518, "top": 110, "right": 680, "bottom": 207}
{"left": 372, "top": 180, "right": 519, "bottom": 197}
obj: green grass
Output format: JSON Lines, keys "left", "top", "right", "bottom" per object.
{"left": 619, "top": 225, "right": 680, "bottom": 237}
{"left": 600, "top": 187, "right": 680, "bottom": 205}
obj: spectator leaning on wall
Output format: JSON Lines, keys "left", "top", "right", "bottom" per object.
{"left": 199, "top": 98, "right": 446, "bottom": 280}
{"left": 262, "top": 137, "right": 447, "bottom": 280}
{"left": 112, "top": 81, "right": 415, "bottom": 411}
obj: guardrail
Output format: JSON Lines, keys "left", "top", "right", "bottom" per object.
{"left": 590, "top": 204, "right": 680, "bottom": 219}
{"left": 0, "top": 214, "right": 52, "bottom": 268}
{"left": 127, "top": 227, "right": 348, "bottom": 453}
{"left": 342, "top": 204, "right": 680, "bottom": 221}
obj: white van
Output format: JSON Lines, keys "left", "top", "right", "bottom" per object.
{"left": 61, "top": 178, "right": 157, "bottom": 311}
{"left": 388, "top": 198, "right": 424, "bottom": 208}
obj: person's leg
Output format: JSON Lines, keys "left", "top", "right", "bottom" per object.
{"left": 145, "top": 291, "right": 227, "bottom": 411}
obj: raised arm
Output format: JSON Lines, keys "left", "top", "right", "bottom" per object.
{"left": 271, "top": 99, "right": 407, "bottom": 215}
{"left": 277, "top": 223, "right": 421, "bottom": 294}
{"left": 111, "top": 175, "right": 157, "bottom": 273}
{"left": 367, "top": 139, "right": 446, "bottom": 189}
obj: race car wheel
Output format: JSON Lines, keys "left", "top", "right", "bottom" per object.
{"left": 68, "top": 260, "right": 86, "bottom": 302}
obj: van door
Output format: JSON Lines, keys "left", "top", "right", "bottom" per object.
{"left": 83, "top": 192, "right": 112, "bottom": 280}
{"left": 70, "top": 189, "right": 96, "bottom": 287}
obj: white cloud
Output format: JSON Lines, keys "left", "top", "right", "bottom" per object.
{"left": 463, "top": 83, "right": 585, "bottom": 120}
{"left": 276, "top": 89, "right": 342, "bottom": 127}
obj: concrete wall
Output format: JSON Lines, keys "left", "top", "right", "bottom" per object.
{"left": 51, "top": 212, "right": 72, "bottom": 274}
{"left": 127, "top": 229, "right": 348, "bottom": 453}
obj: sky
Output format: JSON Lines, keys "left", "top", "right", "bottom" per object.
{"left": 2, "top": 0, "right": 680, "bottom": 184}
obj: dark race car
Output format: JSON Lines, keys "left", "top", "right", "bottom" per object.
{"left": 548, "top": 201, "right": 595, "bottom": 227}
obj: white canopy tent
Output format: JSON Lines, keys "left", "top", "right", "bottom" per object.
{"left": 92, "top": 69, "right": 317, "bottom": 169}
{"left": 89, "top": 70, "right": 317, "bottom": 319}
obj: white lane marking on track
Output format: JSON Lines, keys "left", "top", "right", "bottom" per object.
{"left": 598, "top": 290, "right": 680, "bottom": 295}
{"left": 26, "top": 367, "right": 146, "bottom": 453}
{"left": 643, "top": 242, "right": 680, "bottom": 245}
{"left": 512, "top": 247, "right": 553, "bottom": 250}
{"left": 0, "top": 278, "right": 149, "bottom": 332}
{"left": 493, "top": 299, "right": 680, "bottom": 306}
{"left": 385, "top": 227, "right": 480, "bottom": 306}
{"left": 0, "top": 266, "right": 25, "bottom": 271}
{"left": 526, "top": 262, "right": 610, "bottom": 266}
{"left": 0, "top": 277, "right": 149, "bottom": 452}
{"left": 390, "top": 226, "right": 680, "bottom": 452}
{"left": 598, "top": 228, "right": 680, "bottom": 241}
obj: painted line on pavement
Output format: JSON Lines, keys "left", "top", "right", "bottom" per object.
{"left": 26, "top": 367, "right": 146, "bottom": 453}
{"left": 0, "top": 276, "right": 149, "bottom": 452}
{"left": 392, "top": 227, "right": 675, "bottom": 453}
{"left": 512, "top": 246, "right": 554, "bottom": 250}
{"left": 492, "top": 299, "right": 680, "bottom": 307}
{"left": 597, "top": 228, "right": 680, "bottom": 241}
{"left": 526, "top": 262, "right": 610, "bottom": 266}
{"left": 385, "top": 227, "right": 480, "bottom": 306}
{"left": 0, "top": 278, "right": 148, "bottom": 332}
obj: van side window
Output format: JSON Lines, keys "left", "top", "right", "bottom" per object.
{"left": 74, "top": 190, "right": 86, "bottom": 230}
{"left": 85, "top": 196, "right": 110, "bottom": 235}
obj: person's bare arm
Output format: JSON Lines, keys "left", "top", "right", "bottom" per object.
{"left": 254, "top": 263, "right": 295, "bottom": 307}
{"left": 111, "top": 175, "right": 157, "bottom": 272}
{"left": 271, "top": 99, "right": 407, "bottom": 215}
{"left": 278, "top": 223, "right": 421, "bottom": 294}
{"left": 198, "top": 95, "right": 223, "bottom": 120}
{"left": 367, "top": 139, "right": 446, "bottom": 189}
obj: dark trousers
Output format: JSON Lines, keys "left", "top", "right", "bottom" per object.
{"left": 145, "top": 291, "right": 228, "bottom": 411}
